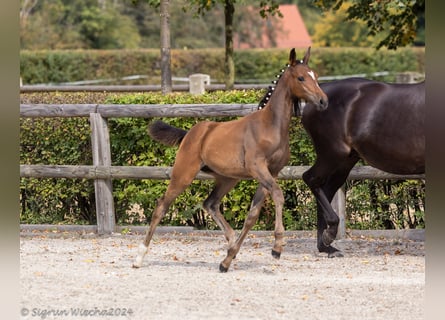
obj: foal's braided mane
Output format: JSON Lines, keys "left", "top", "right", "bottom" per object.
{"left": 257, "top": 63, "right": 291, "bottom": 110}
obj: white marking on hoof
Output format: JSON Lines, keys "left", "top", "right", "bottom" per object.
{"left": 132, "top": 243, "right": 148, "bottom": 268}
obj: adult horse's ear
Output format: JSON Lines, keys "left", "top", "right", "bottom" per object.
{"left": 289, "top": 48, "right": 296, "bottom": 65}
{"left": 303, "top": 46, "right": 311, "bottom": 65}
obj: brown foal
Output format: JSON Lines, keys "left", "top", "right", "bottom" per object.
{"left": 133, "top": 47, "right": 328, "bottom": 272}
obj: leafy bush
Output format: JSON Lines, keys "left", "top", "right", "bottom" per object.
{"left": 20, "top": 117, "right": 95, "bottom": 224}
{"left": 20, "top": 47, "right": 424, "bottom": 85}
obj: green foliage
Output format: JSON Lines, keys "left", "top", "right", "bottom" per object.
{"left": 20, "top": 0, "right": 141, "bottom": 50}
{"left": 20, "top": 0, "right": 425, "bottom": 52}
{"left": 311, "top": 0, "right": 425, "bottom": 49}
{"left": 20, "top": 49, "right": 161, "bottom": 85}
{"left": 312, "top": 2, "right": 385, "bottom": 47}
{"left": 20, "top": 47, "right": 425, "bottom": 85}
{"left": 311, "top": 47, "right": 424, "bottom": 81}
{"left": 345, "top": 180, "right": 425, "bottom": 229}
{"left": 20, "top": 117, "right": 95, "bottom": 224}
{"left": 21, "top": 0, "right": 282, "bottom": 51}
{"left": 79, "top": 6, "right": 141, "bottom": 49}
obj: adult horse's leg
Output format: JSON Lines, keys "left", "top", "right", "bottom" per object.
{"left": 132, "top": 152, "right": 202, "bottom": 268}
{"left": 303, "top": 156, "right": 358, "bottom": 257}
{"left": 219, "top": 185, "right": 268, "bottom": 272}
{"left": 203, "top": 176, "right": 239, "bottom": 247}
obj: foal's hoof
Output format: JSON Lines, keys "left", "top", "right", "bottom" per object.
{"left": 219, "top": 263, "right": 229, "bottom": 273}
{"left": 271, "top": 249, "right": 281, "bottom": 259}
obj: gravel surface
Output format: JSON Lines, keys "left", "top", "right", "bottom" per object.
{"left": 20, "top": 230, "right": 424, "bottom": 320}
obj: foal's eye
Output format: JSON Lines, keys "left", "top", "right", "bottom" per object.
{"left": 297, "top": 76, "right": 305, "bottom": 82}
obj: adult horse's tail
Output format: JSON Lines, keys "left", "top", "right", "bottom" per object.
{"left": 148, "top": 120, "right": 188, "bottom": 146}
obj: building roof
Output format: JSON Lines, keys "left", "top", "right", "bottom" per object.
{"left": 234, "top": 4, "right": 312, "bottom": 49}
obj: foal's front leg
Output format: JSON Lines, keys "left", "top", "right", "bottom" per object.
{"left": 219, "top": 186, "right": 268, "bottom": 272}
{"left": 269, "top": 183, "right": 285, "bottom": 259}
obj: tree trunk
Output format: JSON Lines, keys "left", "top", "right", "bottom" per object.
{"left": 160, "top": 0, "right": 172, "bottom": 94}
{"left": 224, "top": 1, "right": 235, "bottom": 90}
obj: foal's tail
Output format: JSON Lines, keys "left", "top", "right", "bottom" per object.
{"left": 148, "top": 120, "right": 188, "bottom": 147}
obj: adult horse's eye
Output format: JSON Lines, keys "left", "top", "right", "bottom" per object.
{"left": 297, "top": 76, "right": 305, "bottom": 82}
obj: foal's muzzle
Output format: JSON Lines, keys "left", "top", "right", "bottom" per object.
{"left": 317, "top": 97, "right": 328, "bottom": 111}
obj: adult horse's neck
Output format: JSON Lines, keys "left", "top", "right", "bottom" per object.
{"left": 261, "top": 72, "right": 294, "bottom": 133}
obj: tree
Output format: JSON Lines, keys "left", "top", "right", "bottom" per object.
{"left": 160, "top": 0, "right": 172, "bottom": 93}
{"left": 20, "top": 0, "right": 39, "bottom": 29}
{"left": 311, "top": 0, "right": 425, "bottom": 49}
{"left": 137, "top": 0, "right": 282, "bottom": 89}
{"left": 185, "top": 0, "right": 282, "bottom": 89}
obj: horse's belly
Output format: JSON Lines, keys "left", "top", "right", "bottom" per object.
{"left": 356, "top": 145, "right": 425, "bottom": 174}
{"left": 202, "top": 154, "right": 250, "bottom": 178}
{"left": 350, "top": 117, "right": 424, "bottom": 175}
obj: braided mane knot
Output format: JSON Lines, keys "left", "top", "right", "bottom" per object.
{"left": 257, "top": 64, "right": 291, "bottom": 110}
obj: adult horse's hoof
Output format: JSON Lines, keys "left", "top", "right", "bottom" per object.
{"left": 219, "top": 263, "right": 229, "bottom": 273}
{"left": 271, "top": 249, "right": 281, "bottom": 259}
{"left": 322, "top": 229, "right": 335, "bottom": 246}
{"left": 328, "top": 251, "right": 344, "bottom": 258}
{"left": 318, "top": 241, "right": 343, "bottom": 258}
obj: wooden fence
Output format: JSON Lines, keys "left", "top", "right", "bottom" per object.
{"left": 20, "top": 103, "right": 425, "bottom": 235}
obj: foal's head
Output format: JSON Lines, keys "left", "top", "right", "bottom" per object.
{"left": 285, "top": 47, "right": 328, "bottom": 112}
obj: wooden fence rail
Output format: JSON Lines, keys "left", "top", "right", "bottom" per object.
{"left": 20, "top": 103, "right": 258, "bottom": 118}
{"left": 20, "top": 103, "right": 425, "bottom": 235}
{"left": 20, "top": 164, "right": 424, "bottom": 181}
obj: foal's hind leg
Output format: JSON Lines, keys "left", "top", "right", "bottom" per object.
{"left": 203, "top": 176, "right": 239, "bottom": 247}
{"left": 132, "top": 154, "right": 202, "bottom": 268}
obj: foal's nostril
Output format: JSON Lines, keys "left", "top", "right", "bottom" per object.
{"left": 319, "top": 98, "right": 328, "bottom": 109}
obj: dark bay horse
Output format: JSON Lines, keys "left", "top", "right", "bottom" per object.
{"left": 301, "top": 78, "right": 425, "bottom": 257}
{"left": 133, "top": 47, "right": 328, "bottom": 272}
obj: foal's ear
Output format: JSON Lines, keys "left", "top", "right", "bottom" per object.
{"left": 302, "top": 46, "right": 311, "bottom": 65}
{"left": 289, "top": 48, "right": 296, "bottom": 65}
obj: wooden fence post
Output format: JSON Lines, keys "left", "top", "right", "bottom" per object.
{"left": 90, "top": 113, "right": 115, "bottom": 234}
{"left": 332, "top": 186, "right": 346, "bottom": 239}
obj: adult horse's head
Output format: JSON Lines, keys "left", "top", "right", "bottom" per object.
{"left": 286, "top": 47, "right": 328, "bottom": 112}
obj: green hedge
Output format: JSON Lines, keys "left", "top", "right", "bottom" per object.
{"left": 20, "top": 47, "right": 424, "bottom": 85}
{"left": 20, "top": 90, "right": 424, "bottom": 230}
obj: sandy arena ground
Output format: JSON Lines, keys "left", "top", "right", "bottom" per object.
{"left": 20, "top": 230, "right": 424, "bottom": 320}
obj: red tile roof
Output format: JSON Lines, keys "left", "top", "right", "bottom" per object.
{"left": 234, "top": 4, "right": 312, "bottom": 49}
